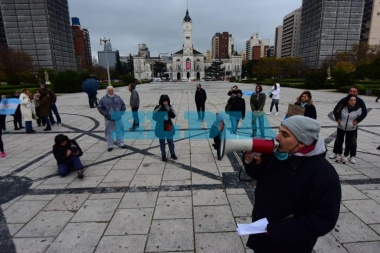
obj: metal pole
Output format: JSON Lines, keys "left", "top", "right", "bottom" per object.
{"left": 100, "top": 37, "right": 111, "bottom": 85}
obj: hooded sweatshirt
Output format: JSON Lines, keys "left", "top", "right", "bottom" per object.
{"left": 153, "top": 95, "right": 177, "bottom": 138}
{"left": 129, "top": 83, "right": 140, "bottom": 108}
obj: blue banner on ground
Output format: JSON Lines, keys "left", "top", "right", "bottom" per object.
{"left": 0, "top": 98, "right": 20, "bottom": 115}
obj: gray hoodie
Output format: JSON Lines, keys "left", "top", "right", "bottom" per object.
{"left": 129, "top": 83, "right": 140, "bottom": 108}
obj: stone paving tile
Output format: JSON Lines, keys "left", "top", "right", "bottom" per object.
{"left": 341, "top": 185, "right": 369, "bottom": 201}
{"left": 105, "top": 208, "right": 154, "bottom": 235}
{"left": 45, "top": 222, "right": 107, "bottom": 253}
{"left": 71, "top": 199, "right": 120, "bottom": 222}
{"left": 34, "top": 183, "right": 68, "bottom": 189}
{"left": 146, "top": 219, "right": 194, "bottom": 252}
{"left": 193, "top": 189, "right": 229, "bottom": 206}
{"left": 344, "top": 241, "right": 380, "bottom": 253}
{"left": 314, "top": 233, "right": 348, "bottom": 253}
{"left": 102, "top": 169, "right": 135, "bottom": 182}
{"left": 44, "top": 194, "right": 89, "bottom": 211}
{"left": 20, "top": 194, "right": 56, "bottom": 201}
{"left": 88, "top": 193, "right": 125, "bottom": 199}
{"left": 130, "top": 174, "right": 163, "bottom": 187}
{"left": 195, "top": 232, "right": 246, "bottom": 253}
{"left": 13, "top": 237, "right": 55, "bottom": 253}
{"left": 227, "top": 194, "right": 254, "bottom": 217}
{"left": 136, "top": 163, "right": 165, "bottom": 175}
{"left": 67, "top": 176, "right": 103, "bottom": 188}
{"left": 153, "top": 196, "right": 192, "bottom": 219}
{"left": 331, "top": 213, "right": 380, "bottom": 243}
{"left": 192, "top": 162, "right": 219, "bottom": 173}
{"left": 192, "top": 172, "right": 221, "bottom": 185}
{"left": 364, "top": 189, "right": 380, "bottom": 204}
{"left": 3, "top": 201, "right": 49, "bottom": 223}
{"left": 0, "top": 224, "right": 24, "bottom": 237}
{"left": 119, "top": 191, "right": 158, "bottom": 208}
{"left": 95, "top": 235, "right": 148, "bottom": 253}
{"left": 194, "top": 205, "right": 236, "bottom": 233}
{"left": 342, "top": 199, "right": 380, "bottom": 224}
{"left": 14, "top": 211, "right": 73, "bottom": 237}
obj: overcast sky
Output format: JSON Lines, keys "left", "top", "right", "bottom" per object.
{"left": 68, "top": 0, "right": 302, "bottom": 58}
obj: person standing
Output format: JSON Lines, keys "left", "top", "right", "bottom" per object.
{"left": 0, "top": 123, "right": 5, "bottom": 157}
{"left": 153, "top": 94, "right": 177, "bottom": 162}
{"left": 128, "top": 83, "right": 140, "bottom": 130}
{"left": 40, "top": 83, "right": 62, "bottom": 125}
{"left": 250, "top": 84, "right": 266, "bottom": 137}
{"left": 227, "top": 89, "right": 245, "bottom": 134}
{"left": 333, "top": 94, "right": 362, "bottom": 164}
{"left": 242, "top": 115, "right": 341, "bottom": 252}
{"left": 267, "top": 83, "right": 280, "bottom": 115}
{"left": 292, "top": 90, "right": 317, "bottom": 119}
{"left": 82, "top": 78, "right": 99, "bottom": 108}
{"left": 38, "top": 90, "right": 52, "bottom": 131}
{"left": 19, "top": 89, "right": 36, "bottom": 133}
{"left": 97, "top": 86, "right": 127, "bottom": 151}
{"left": 53, "top": 134, "right": 84, "bottom": 178}
{"left": 227, "top": 85, "right": 238, "bottom": 96}
{"left": 329, "top": 86, "right": 367, "bottom": 163}
{"left": 195, "top": 83, "right": 207, "bottom": 121}
{"left": 376, "top": 88, "right": 379, "bottom": 102}
{"left": 0, "top": 95, "right": 8, "bottom": 133}
{"left": 11, "top": 91, "right": 24, "bottom": 130}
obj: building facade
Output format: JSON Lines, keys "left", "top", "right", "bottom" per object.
{"left": 298, "top": 0, "right": 365, "bottom": 69}
{"left": 0, "top": 0, "right": 77, "bottom": 71}
{"left": 71, "top": 17, "right": 92, "bottom": 70}
{"left": 360, "top": 0, "right": 380, "bottom": 44}
{"left": 274, "top": 25, "right": 283, "bottom": 58}
{"left": 281, "top": 7, "right": 302, "bottom": 58}
{"left": 245, "top": 33, "right": 270, "bottom": 60}
{"left": 98, "top": 43, "right": 117, "bottom": 69}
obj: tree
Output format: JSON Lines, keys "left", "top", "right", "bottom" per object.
{"left": 332, "top": 61, "right": 356, "bottom": 86}
{"left": 52, "top": 70, "right": 82, "bottom": 93}
{"left": 0, "top": 45, "right": 34, "bottom": 84}
{"left": 205, "top": 61, "right": 224, "bottom": 79}
{"left": 253, "top": 58, "right": 281, "bottom": 78}
{"left": 153, "top": 61, "right": 167, "bottom": 78}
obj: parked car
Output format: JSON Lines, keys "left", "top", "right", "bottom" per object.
{"left": 181, "top": 78, "right": 189, "bottom": 82}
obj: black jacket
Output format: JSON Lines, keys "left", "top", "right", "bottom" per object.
{"left": 195, "top": 88, "right": 207, "bottom": 105}
{"left": 227, "top": 96, "right": 246, "bottom": 119}
{"left": 153, "top": 95, "right": 176, "bottom": 139}
{"left": 294, "top": 102, "right": 317, "bottom": 119}
{"left": 53, "top": 140, "right": 83, "bottom": 165}
{"left": 243, "top": 144, "right": 341, "bottom": 253}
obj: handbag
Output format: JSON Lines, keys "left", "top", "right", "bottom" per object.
{"left": 165, "top": 121, "right": 172, "bottom": 131}
{"left": 269, "top": 93, "right": 273, "bottom": 98}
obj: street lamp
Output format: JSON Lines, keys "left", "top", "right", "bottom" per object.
{"left": 100, "top": 37, "right": 111, "bottom": 85}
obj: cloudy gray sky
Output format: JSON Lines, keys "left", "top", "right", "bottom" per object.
{"left": 68, "top": 0, "right": 302, "bottom": 58}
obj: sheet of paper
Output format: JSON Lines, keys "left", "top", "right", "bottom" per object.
{"left": 236, "top": 218, "right": 268, "bottom": 236}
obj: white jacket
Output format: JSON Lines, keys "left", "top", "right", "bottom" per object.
{"left": 19, "top": 93, "right": 36, "bottom": 121}
{"left": 338, "top": 106, "right": 362, "bottom": 131}
{"left": 271, "top": 83, "right": 280, "bottom": 100}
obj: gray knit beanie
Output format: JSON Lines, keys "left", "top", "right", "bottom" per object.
{"left": 281, "top": 115, "right": 320, "bottom": 145}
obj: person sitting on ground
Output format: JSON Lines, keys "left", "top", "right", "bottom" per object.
{"left": 53, "top": 134, "right": 84, "bottom": 178}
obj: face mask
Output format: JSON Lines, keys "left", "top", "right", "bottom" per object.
{"left": 274, "top": 151, "right": 289, "bottom": 161}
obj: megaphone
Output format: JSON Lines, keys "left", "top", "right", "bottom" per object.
{"left": 217, "top": 129, "right": 278, "bottom": 160}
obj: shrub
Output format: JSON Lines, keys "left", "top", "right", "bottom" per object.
{"left": 52, "top": 70, "right": 82, "bottom": 93}
{"left": 120, "top": 73, "right": 136, "bottom": 85}
{"left": 305, "top": 70, "right": 327, "bottom": 89}
{"left": 332, "top": 61, "right": 356, "bottom": 87}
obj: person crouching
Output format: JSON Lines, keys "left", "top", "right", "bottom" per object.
{"left": 53, "top": 134, "right": 84, "bottom": 178}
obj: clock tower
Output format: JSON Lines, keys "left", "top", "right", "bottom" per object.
{"left": 183, "top": 10, "right": 193, "bottom": 55}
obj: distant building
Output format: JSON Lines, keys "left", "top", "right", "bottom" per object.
{"left": 274, "top": 26, "right": 283, "bottom": 58}
{"left": 212, "top": 32, "right": 234, "bottom": 59}
{"left": 266, "top": 46, "right": 275, "bottom": 57}
{"left": 205, "top": 49, "right": 212, "bottom": 62}
{"left": 360, "top": 0, "right": 380, "bottom": 44}
{"left": 245, "top": 33, "right": 270, "bottom": 60}
{"left": 71, "top": 17, "right": 92, "bottom": 70}
{"left": 298, "top": 0, "right": 365, "bottom": 69}
{"left": 98, "top": 43, "right": 117, "bottom": 69}
{"left": 0, "top": 0, "right": 77, "bottom": 71}
{"left": 138, "top": 44, "right": 150, "bottom": 58}
{"left": 281, "top": 7, "right": 302, "bottom": 58}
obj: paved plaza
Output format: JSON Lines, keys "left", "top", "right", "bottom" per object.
{"left": 0, "top": 81, "right": 379, "bottom": 253}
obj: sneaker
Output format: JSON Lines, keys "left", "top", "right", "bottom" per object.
{"left": 20, "top": 126, "right": 25, "bottom": 129}
{"left": 14, "top": 127, "right": 20, "bottom": 130}
{"left": 342, "top": 156, "right": 348, "bottom": 164}
{"left": 120, "top": 145, "right": 127, "bottom": 149}
{"left": 77, "top": 170, "right": 84, "bottom": 179}
{"left": 377, "top": 145, "right": 380, "bottom": 150}
{"left": 275, "top": 112, "right": 279, "bottom": 116}
{"left": 1, "top": 152, "right": 6, "bottom": 157}
{"left": 26, "top": 130, "right": 36, "bottom": 134}
{"left": 171, "top": 154, "right": 178, "bottom": 160}
{"left": 335, "top": 154, "right": 342, "bottom": 163}
{"left": 2, "top": 130, "right": 9, "bottom": 133}
{"left": 43, "top": 127, "right": 52, "bottom": 131}
{"left": 349, "top": 157, "right": 356, "bottom": 164}
{"left": 266, "top": 112, "right": 271, "bottom": 115}
{"left": 162, "top": 156, "right": 167, "bottom": 162}
{"left": 107, "top": 147, "right": 113, "bottom": 152}
{"left": 329, "top": 153, "right": 337, "bottom": 159}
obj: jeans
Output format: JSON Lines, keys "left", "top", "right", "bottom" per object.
{"left": 58, "top": 155, "right": 83, "bottom": 177}
{"left": 42, "top": 115, "right": 51, "bottom": 128}
{"left": 49, "top": 103, "right": 61, "bottom": 124}
{"left": 196, "top": 103, "right": 205, "bottom": 120}
{"left": 159, "top": 138, "right": 175, "bottom": 156}
{"left": 131, "top": 107, "right": 140, "bottom": 128}
{"left": 25, "top": 121, "right": 33, "bottom": 132}
{"left": 105, "top": 119, "right": 125, "bottom": 148}
{"left": 252, "top": 113, "right": 265, "bottom": 138}
{"left": 230, "top": 116, "right": 240, "bottom": 134}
